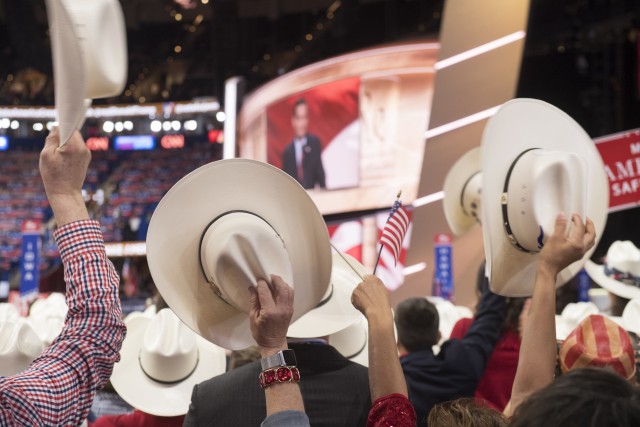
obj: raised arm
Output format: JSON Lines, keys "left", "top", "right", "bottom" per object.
{"left": 352, "top": 275, "right": 416, "bottom": 427}
{"left": 254, "top": 275, "right": 309, "bottom": 427}
{"left": 0, "top": 129, "right": 126, "bottom": 425}
{"left": 505, "top": 213, "right": 595, "bottom": 417}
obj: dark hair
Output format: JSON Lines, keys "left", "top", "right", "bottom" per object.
{"left": 511, "top": 368, "right": 640, "bottom": 427}
{"left": 395, "top": 297, "right": 439, "bottom": 352}
{"left": 476, "top": 261, "right": 525, "bottom": 334}
{"left": 610, "top": 293, "right": 631, "bottom": 317}
{"left": 428, "top": 398, "right": 507, "bottom": 427}
{"left": 292, "top": 98, "right": 307, "bottom": 116}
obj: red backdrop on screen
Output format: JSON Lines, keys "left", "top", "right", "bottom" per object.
{"left": 266, "top": 77, "right": 360, "bottom": 168}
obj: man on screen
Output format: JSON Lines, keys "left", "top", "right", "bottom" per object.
{"left": 282, "top": 98, "right": 326, "bottom": 189}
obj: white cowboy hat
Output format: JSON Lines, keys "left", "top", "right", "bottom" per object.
{"left": 481, "top": 98, "right": 608, "bottom": 297}
{"left": 44, "top": 0, "right": 127, "bottom": 145}
{"left": 0, "top": 319, "right": 45, "bottom": 376}
{"left": 443, "top": 147, "right": 482, "bottom": 236}
{"left": 110, "top": 308, "right": 227, "bottom": 417}
{"left": 554, "top": 301, "right": 600, "bottom": 340}
{"left": 585, "top": 241, "right": 640, "bottom": 300}
{"left": 27, "top": 293, "right": 68, "bottom": 345}
{"left": 622, "top": 298, "right": 640, "bottom": 336}
{"left": 0, "top": 303, "right": 20, "bottom": 323}
{"left": 287, "top": 253, "right": 366, "bottom": 338}
{"left": 330, "top": 316, "right": 369, "bottom": 367}
{"left": 146, "top": 159, "right": 332, "bottom": 350}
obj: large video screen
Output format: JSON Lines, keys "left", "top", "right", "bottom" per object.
{"left": 239, "top": 43, "right": 437, "bottom": 215}
{"left": 266, "top": 78, "right": 360, "bottom": 191}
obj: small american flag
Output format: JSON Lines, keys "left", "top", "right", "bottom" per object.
{"left": 380, "top": 199, "right": 410, "bottom": 266}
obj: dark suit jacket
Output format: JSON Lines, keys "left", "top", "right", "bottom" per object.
{"left": 281, "top": 134, "right": 326, "bottom": 189}
{"left": 184, "top": 343, "right": 371, "bottom": 427}
{"left": 401, "top": 279, "right": 506, "bottom": 426}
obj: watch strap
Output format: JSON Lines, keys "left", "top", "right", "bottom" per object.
{"left": 260, "top": 349, "right": 297, "bottom": 370}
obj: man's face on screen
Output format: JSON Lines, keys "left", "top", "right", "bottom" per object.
{"left": 292, "top": 103, "right": 309, "bottom": 138}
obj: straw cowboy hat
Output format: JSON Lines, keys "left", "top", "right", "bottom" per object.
{"left": 110, "top": 308, "right": 227, "bottom": 417}
{"left": 44, "top": 0, "right": 127, "bottom": 144}
{"left": 287, "top": 253, "right": 366, "bottom": 338}
{"left": 554, "top": 301, "right": 600, "bottom": 341}
{"left": 146, "top": 159, "right": 332, "bottom": 350}
{"left": 559, "top": 314, "right": 636, "bottom": 381}
{"left": 585, "top": 241, "right": 640, "bottom": 300}
{"left": 443, "top": 147, "right": 482, "bottom": 236}
{"left": 481, "top": 98, "right": 608, "bottom": 297}
{"left": 0, "top": 319, "right": 45, "bottom": 376}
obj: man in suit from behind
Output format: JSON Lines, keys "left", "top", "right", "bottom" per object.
{"left": 281, "top": 98, "right": 326, "bottom": 189}
{"left": 184, "top": 339, "right": 370, "bottom": 427}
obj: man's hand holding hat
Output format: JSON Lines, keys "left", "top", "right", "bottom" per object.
{"left": 39, "top": 128, "right": 90, "bottom": 227}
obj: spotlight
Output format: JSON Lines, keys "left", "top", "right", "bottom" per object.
{"left": 115, "top": 122, "right": 124, "bottom": 132}
{"left": 124, "top": 121, "right": 134, "bottom": 131}
{"left": 150, "top": 120, "right": 162, "bottom": 133}
{"left": 184, "top": 120, "right": 198, "bottom": 131}
{"left": 162, "top": 121, "right": 172, "bottom": 132}
{"left": 46, "top": 121, "right": 56, "bottom": 131}
{"left": 216, "top": 111, "right": 226, "bottom": 122}
{"left": 33, "top": 123, "right": 44, "bottom": 131}
{"left": 10, "top": 120, "right": 19, "bottom": 130}
{"left": 0, "top": 118, "right": 9, "bottom": 129}
{"left": 171, "top": 120, "right": 181, "bottom": 131}
{"left": 103, "top": 121, "right": 115, "bottom": 133}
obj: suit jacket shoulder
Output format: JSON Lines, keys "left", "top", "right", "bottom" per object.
{"left": 185, "top": 344, "right": 371, "bottom": 427}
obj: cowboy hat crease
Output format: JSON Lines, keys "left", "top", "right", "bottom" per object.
{"left": 45, "top": 0, "right": 127, "bottom": 144}
{"left": 481, "top": 98, "right": 608, "bottom": 297}
{"left": 110, "top": 308, "right": 227, "bottom": 417}
{"left": 146, "top": 159, "right": 332, "bottom": 350}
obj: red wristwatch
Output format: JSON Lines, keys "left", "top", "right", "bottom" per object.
{"left": 259, "top": 366, "right": 301, "bottom": 389}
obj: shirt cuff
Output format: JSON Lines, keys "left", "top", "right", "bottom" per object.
{"left": 262, "top": 410, "right": 309, "bottom": 427}
{"left": 54, "top": 220, "right": 106, "bottom": 264}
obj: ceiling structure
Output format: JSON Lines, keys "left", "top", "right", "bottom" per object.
{"left": 0, "top": 0, "right": 638, "bottom": 139}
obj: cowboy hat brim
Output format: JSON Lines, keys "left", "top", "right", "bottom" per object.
{"left": 45, "top": 0, "right": 127, "bottom": 144}
{"left": 146, "top": 159, "right": 332, "bottom": 350}
{"left": 109, "top": 315, "right": 227, "bottom": 417}
{"left": 443, "top": 147, "right": 481, "bottom": 236}
{"left": 481, "top": 99, "right": 608, "bottom": 297}
{"left": 287, "top": 253, "right": 366, "bottom": 338}
{"left": 584, "top": 260, "right": 640, "bottom": 300}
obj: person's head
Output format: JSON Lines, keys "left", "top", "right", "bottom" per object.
{"left": 511, "top": 368, "right": 640, "bottom": 427}
{"left": 559, "top": 314, "right": 637, "bottom": 382}
{"left": 291, "top": 98, "right": 309, "bottom": 138}
{"left": 395, "top": 297, "right": 439, "bottom": 353}
{"left": 428, "top": 398, "right": 507, "bottom": 427}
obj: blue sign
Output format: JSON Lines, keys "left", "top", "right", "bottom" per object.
{"left": 577, "top": 268, "right": 590, "bottom": 302}
{"left": 432, "top": 234, "right": 453, "bottom": 301}
{"left": 0, "top": 136, "right": 7, "bottom": 151}
{"left": 114, "top": 135, "right": 155, "bottom": 151}
{"left": 20, "top": 221, "right": 41, "bottom": 299}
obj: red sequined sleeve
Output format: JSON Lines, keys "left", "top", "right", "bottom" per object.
{"left": 367, "top": 393, "right": 417, "bottom": 427}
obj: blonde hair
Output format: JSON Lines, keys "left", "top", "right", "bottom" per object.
{"left": 428, "top": 398, "right": 507, "bottom": 427}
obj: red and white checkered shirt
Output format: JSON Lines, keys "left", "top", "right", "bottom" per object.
{"left": 0, "top": 220, "right": 126, "bottom": 426}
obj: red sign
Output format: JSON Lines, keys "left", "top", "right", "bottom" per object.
{"left": 434, "top": 233, "right": 452, "bottom": 244}
{"left": 208, "top": 129, "right": 223, "bottom": 143}
{"left": 161, "top": 134, "right": 185, "bottom": 149}
{"left": 86, "top": 137, "right": 109, "bottom": 151}
{"left": 595, "top": 129, "right": 640, "bottom": 212}
{"left": 21, "top": 219, "right": 41, "bottom": 233}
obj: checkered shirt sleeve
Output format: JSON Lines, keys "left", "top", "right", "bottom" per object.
{"left": 0, "top": 220, "right": 126, "bottom": 426}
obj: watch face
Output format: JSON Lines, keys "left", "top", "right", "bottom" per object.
{"left": 282, "top": 349, "right": 297, "bottom": 366}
